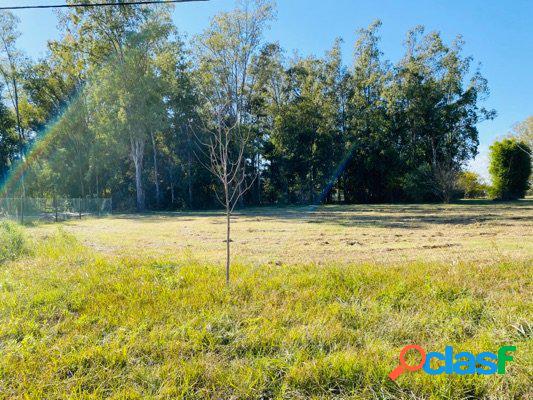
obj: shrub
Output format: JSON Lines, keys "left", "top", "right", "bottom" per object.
{"left": 457, "top": 171, "right": 488, "bottom": 199}
{"left": 489, "top": 138, "right": 532, "bottom": 200}
{"left": 0, "top": 221, "right": 30, "bottom": 264}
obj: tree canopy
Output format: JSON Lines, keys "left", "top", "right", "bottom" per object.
{"left": 489, "top": 138, "right": 531, "bottom": 200}
{"left": 0, "top": 1, "right": 497, "bottom": 208}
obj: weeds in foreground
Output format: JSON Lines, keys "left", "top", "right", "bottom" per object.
{"left": 0, "top": 221, "right": 31, "bottom": 264}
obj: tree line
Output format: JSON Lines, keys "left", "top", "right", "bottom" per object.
{"left": 0, "top": 0, "right": 501, "bottom": 211}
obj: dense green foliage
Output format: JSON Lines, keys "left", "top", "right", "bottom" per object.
{"left": 456, "top": 171, "right": 487, "bottom": 199}
{"left": 510, "top": 116, "right": 533, "bottom": 194}
{"left": 0, "top": 1, "right": 495, "bottom": 209}
{"left": 489, "top": 138, "right": 531, "bottom": 200}
{"left": 0, "top": 229, "right": 530, "bottom": 399}
{"left": 0, "top": 99, "right": 18, "bottom": 182}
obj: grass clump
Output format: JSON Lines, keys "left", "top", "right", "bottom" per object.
{"left": 0, "top": 221, "right": 30, "bottom": 264}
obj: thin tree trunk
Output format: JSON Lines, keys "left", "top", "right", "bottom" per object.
{"left": 19, "top": 152, "right": 25, "bottom": 223}
{"left": 131, "top": 138, "right": 145, "bottom": 212}
{"left": 134, "top": 158, "right": 144, "bottom": 211}
{"left": 225, "top": 185, "right": 231, "bottom": 285}
{"left": 170, "top": 181, "right": 175, "bottom": 205}
{"left": 150, "top": 132, "right": 160, "bottom": 208}
{"left": 54, "top": 195, "right": 58, "bottom": 222}
{"left": 309, "top": 163, "right": 315, "bottom": 204}
{"left": 12, "top": 77, "right": 22, "bottom": 139}
{"left": 13, "top": 80, "right": 26, "bottom": 217}
{"left": 226, "top": 205, "right": 231, "bottom": 284}
{"left": 19, "top": 194, "right": 23, "bottom": 224}
{"left": 238, "top": 180, "right": 244, "bottom": 208}
{"left": 186, "top": 126, "right": 193, "bottom": 208}
{"left": 79, "top": 161, "right": 85, "bottom": 198}
{"left": 96, "top": 171, "right": 99, "bottom": 198}
{"left": 255, "top": 153, "right": 261, "bottom": 205}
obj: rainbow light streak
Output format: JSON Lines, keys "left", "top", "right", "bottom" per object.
{"left": 0, "top": 89, "right": 85, "bottom": 197}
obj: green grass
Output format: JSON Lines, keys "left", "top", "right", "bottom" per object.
{"left": 0, "top": 227, "right": 531, "bottom": 399}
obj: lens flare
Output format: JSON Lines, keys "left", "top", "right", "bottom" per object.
{"left": 0, "top": 89, "right": 85, "bottom": 197}
{"left": 311, "top": 141, "right": 358, "bottom": 210}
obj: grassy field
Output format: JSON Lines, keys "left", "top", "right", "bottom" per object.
{"left": 0, "top": 201, "right": 532, "bottom": 399}
{"left": 30, "top": 200, "right": 533, "bottom": 266}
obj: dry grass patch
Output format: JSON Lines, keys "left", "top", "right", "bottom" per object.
{"left": 28, "top": 200, "right": 533, "bottom": 266}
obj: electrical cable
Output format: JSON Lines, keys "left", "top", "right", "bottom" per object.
{"left": 0, "top": 0, "right": 208, "bottom": 11}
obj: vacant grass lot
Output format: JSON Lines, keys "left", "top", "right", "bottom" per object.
{"left": 31, "top": 200, "right": 533, "bottom": 265}
{"left": 0, "top": 202, "right": 532, "bottom": 399}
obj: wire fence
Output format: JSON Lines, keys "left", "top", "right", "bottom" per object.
{"left": 0, "top": 198, "right": 112, "bottom": 223}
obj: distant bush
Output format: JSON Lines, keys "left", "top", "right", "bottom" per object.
{"left": 0, "top": 221, "right": 30, "bottom": 263}
{"left": 489, "top": 139, "right": 532, "bottom": 200}
{"left": 457, "top": 171, "right": 488, "bottom": 199}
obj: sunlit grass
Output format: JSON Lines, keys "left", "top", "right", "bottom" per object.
{"left": 0, "top": 225, "right": 531, "bottom": 399}
{"left": 27, "top": 200, "right": 533, "bottom": 267}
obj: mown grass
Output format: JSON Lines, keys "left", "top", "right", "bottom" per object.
{"left": 0, "top": 228, "right": 531, "bottom": 399}
{"left": 29, "top": 200, "right": 533, "bottom": 266}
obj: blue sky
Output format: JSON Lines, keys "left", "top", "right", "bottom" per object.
{"left": 4, "top": 0, "right": 533, "bottom": 179}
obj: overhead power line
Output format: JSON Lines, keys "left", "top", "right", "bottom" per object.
{"left": 0, "top": 0, "right": 208, "bottom": 11}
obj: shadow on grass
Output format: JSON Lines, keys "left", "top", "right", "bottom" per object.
{"left": 100, "top": 199, "right": 533, "bottom": 230}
